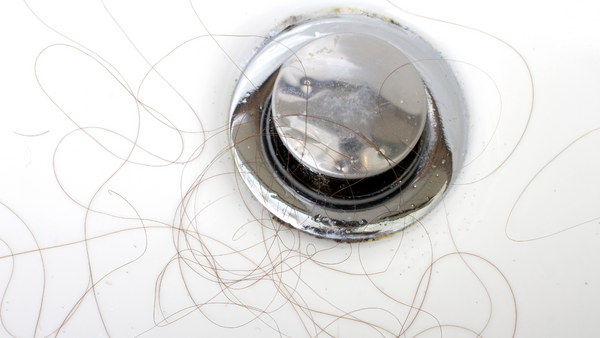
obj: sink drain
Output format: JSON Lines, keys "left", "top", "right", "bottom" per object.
{"left": 229, "top": 14, "right": 466, "bottom": 241}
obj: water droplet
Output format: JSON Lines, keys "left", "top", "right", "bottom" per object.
{"left": 259, "top": 106, "right": 263, "bottom": 110}
{"left": 411, "top": 204, "right": 415, "bottom": 208}
{"left": 435, "top": 174, "right": 439, "bottom": 177}
{"left": 241, "top": 98, "right": 247, "bottom": 103}
{"left": 413, "top": 184, "right": 417, "bottom": 188}
{"left": 441, "top": 159, "right": 446, "bottom": 164}
{"left": 304, "top": 79, "right": 311, "bottom": 85}
{"left": 400, "top": 100, "right": 404, "bottom": 103}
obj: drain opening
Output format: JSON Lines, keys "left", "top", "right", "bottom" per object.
{"left": 262, "top": 93, "right": 430, "bottom": 209}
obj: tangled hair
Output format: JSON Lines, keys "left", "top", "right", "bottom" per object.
{"left": 1, "top": 1, "right": 599, "bottom": 338}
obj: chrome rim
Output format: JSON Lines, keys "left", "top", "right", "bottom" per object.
{"left": 229, "top": 15, "right": 467, "bottom": 241}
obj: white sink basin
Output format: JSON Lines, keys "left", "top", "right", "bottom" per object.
{"left": 1, "top": 1, "right": 598, "bottom": 337}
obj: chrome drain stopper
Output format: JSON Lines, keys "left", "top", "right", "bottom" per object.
{"left": 272, "top": 33, "right": 427, "bottom": 180}
{"left": 229, "top": 15, "right": 466, "bottom": 241}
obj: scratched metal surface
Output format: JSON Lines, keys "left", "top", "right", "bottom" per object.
{"left": 1, "top": 1, "right": 599, "bottom": 337}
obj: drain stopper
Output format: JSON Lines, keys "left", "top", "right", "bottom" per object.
{"left": 272, "top": 33, "right": 427, "bottom": 179}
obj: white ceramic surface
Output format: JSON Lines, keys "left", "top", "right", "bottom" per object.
{"left": 1, "top": 1, "right": 599, "bottom": 337}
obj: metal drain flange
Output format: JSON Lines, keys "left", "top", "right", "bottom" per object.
{"left": 229, "top": 15, "right": 466, "bottom": 241}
